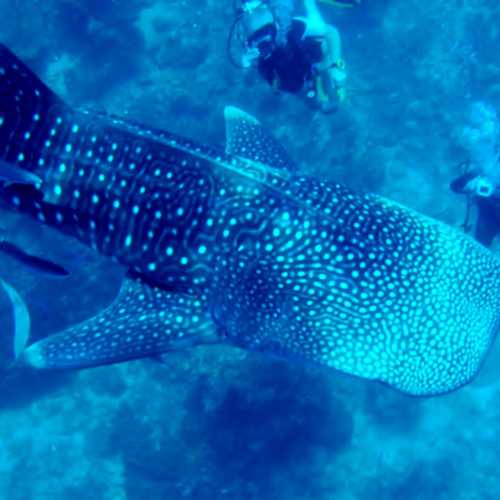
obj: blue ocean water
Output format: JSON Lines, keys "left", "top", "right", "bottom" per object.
{"left": 0, "top": 0, "right": 499, "bottom": 499}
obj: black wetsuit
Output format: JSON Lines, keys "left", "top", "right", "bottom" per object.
{"left": 451, "top": 171, "right": 500, "bottom": 247}
{"left": 256, "top": 19, "right": 323, "bottom": 94}
{"left": 474, "top": 197, "right": 500, "bottom": 247}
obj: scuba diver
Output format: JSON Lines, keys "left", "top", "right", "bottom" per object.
{"left": 228, "top": 0, "right": 353, "bottom": 112}
{"left": 451, "top": 165, "right": 500, "bottom": 247}
{"left": 450, "top": 102, "right": 500, "bottom": 247}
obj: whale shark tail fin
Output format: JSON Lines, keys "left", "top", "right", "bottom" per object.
{"left": 0, "top": 44, "right": 69, "bottom": 187}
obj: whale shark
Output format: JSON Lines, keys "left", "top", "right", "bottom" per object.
{"left": 0, "top": 44, "right": 499, "bottom": 396}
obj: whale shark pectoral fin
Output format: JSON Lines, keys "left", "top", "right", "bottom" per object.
{"left": 224, "top": 106, "right": 297, "bottom": 173}
{"left": 20, "top": 277, "right": 218, "bottom": 370}
{"left": 0, "top": 278, "right": 30, "bottom": 360}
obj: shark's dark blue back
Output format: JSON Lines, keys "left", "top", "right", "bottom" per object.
{"left": 0, "top": 45, "right": 228, "bottom": 294}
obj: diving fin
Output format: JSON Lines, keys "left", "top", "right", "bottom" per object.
{"left": 318, "top": 0, "right": 361, "bottom": 7}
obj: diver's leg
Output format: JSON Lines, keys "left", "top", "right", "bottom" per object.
{"left": 304, "top": 0, "right": 322, "bottom": 22}
{"left": 314, "top": 27, "right": 346, "bottom": 109}
{"left": 322, "top": 25, "right": 342, "bottom": 64}
{"left": 303, "top": 0, "right": 326, "bottom": 35}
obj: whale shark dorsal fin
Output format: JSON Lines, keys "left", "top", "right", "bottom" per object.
{"left": 20, "top": 277, "right": 219, "bottom": 369}
{"left": 224, "top": 106, "right": 297, "bottom": 173}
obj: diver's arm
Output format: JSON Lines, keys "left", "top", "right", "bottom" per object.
{"left": 314, "top": 24, "right": 346, "bottom": 106}
{"left": 316, "top": 24, "right": 342, "bottom": 70}
{"left": 301, "top": 0, "right": 346, "bottom": 106}
{"left": 241, "top": 47, "right": 261, "bottom": 68}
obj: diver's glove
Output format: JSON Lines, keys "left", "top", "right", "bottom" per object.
{"left": 241, "top": 47, "right": 260, "bottom": 68}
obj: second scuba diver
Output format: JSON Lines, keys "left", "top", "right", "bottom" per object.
{"left": 450, "top": 102, "right": 500, "bottom": 247}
